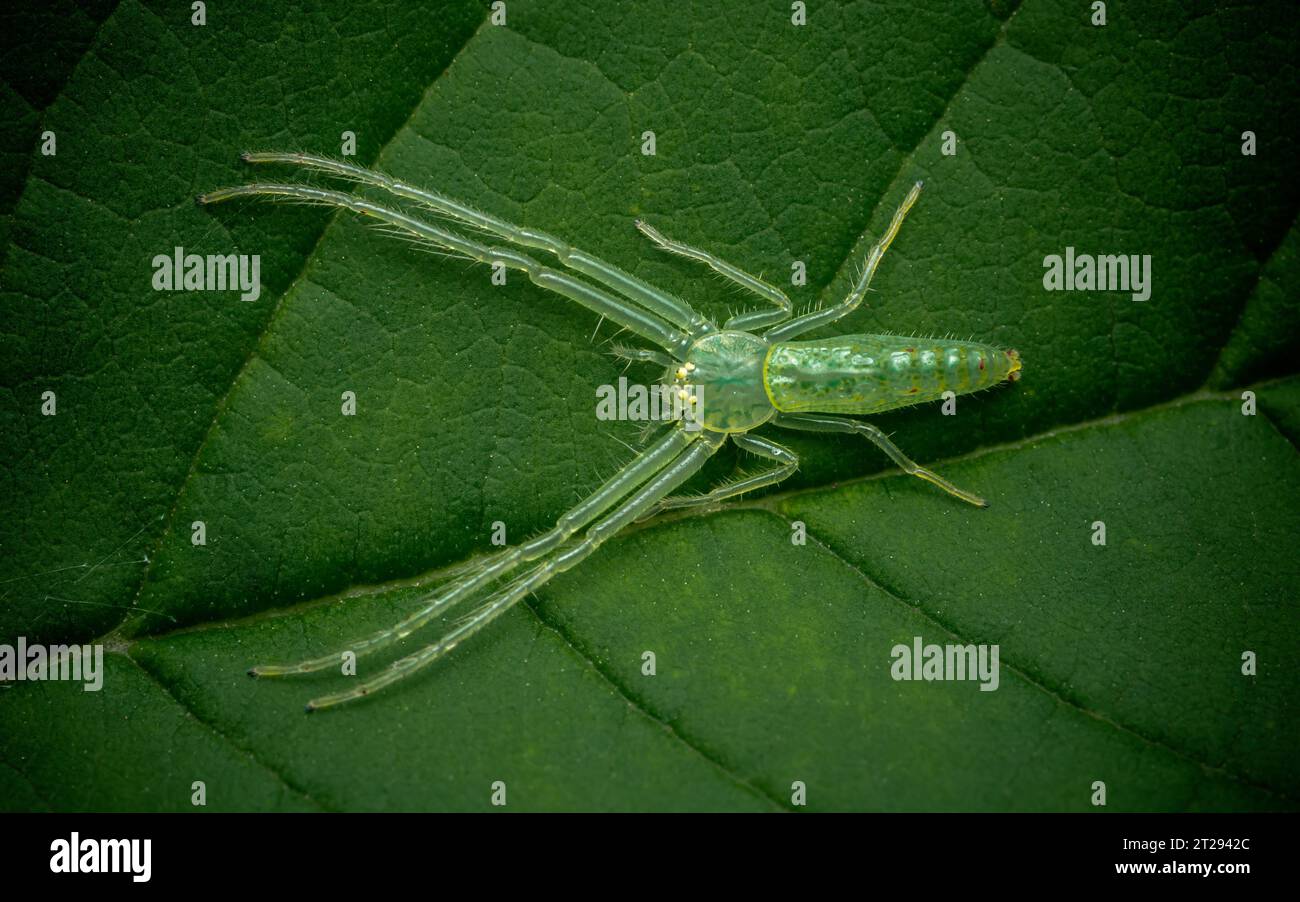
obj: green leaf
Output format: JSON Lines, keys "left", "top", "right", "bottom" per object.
{"left": 2, "top": 0, "right": 1297, "bottom": 811}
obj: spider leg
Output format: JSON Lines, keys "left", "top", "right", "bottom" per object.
{"left": 635, "top": 219, "right": 793, "bottom": 331}
{"left": 239, "top": 152, "right": 715, "bottom": 340}
{"left": 643, "top": 433, "right": 799, "bottom": 517}
{"left": 766, "top": 181, "right": 922, "bottom": 341}
{"left": 305, "top": 429, "right": 726, "bottom": 710}
{"left": 773, "top": 412, "right": 987, "bottom": 507}
{"left": 198, "top": 182, "right": 693, "bottom": 357}
{"left": 249, "top": 426, "right": 699, "bottom": 678}
{"left": 608, "top": 343, "right": 675, "bottom": 368}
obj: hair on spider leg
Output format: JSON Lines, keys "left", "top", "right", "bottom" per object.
{"left": 410, "top": 202, "right": 512, "bottom": 241}
{"left": 633, "top": 418, "right": 667, "bottom": 447}
{"left": 607, "top": 432, "right": 645, "bottom": 459}
{"left": 369, "top": 225, "right": 478, "bottom": 264}
{"left": 243, "top": 151, "right": 530, "bottom": 250}
{"left": 242, "top": 150, "right": 394, "bottom": 191}
{"left": 196, "top": 191, "right": 318, "bottom": 210}
{"left": 447, "top": 589, "right": 517, "bottom": 633}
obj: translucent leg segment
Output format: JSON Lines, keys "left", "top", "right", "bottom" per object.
{"left": 304, "top": 430, "right": 725, "bottom": 710}
{"left": 648, "top": 433, "right": 799, "bottom": 515}
{"left": 773, "top": 412, "right": 988, "bottom": 507}
{"left": 766, "top": 181, "right": 923, "bottom": 341}
{"left": 634, "top": 219, "right": 793, "bottom": 331}
{"left": 249, "top": 427, "right": 697, "bottom": 680}
{"left": 608, "top": 343, "right": 675, "bottom": 368}
{"left": 239, "top": 152, "right": 715, "bottom": 339}
{"left": 197, "top": 182, "right": 692, "bottom": 356}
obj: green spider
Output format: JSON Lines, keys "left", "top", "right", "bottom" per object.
{"left": 199, "top": 153, "right": 1021, "bottom": 710}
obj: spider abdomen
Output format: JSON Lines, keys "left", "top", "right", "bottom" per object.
{"left": 763, "top": 335, "right": 1021, "bottom": 415}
